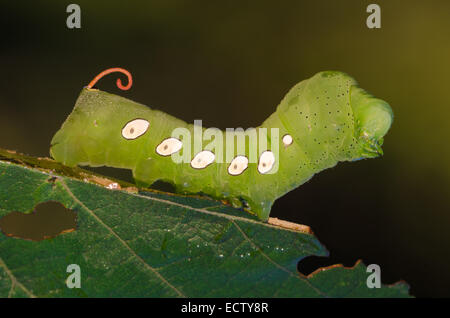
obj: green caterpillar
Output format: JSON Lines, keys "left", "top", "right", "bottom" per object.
{"left": 50, "top": 68, "right": 393, "bottom": 221}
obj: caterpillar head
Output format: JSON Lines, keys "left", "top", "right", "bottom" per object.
{"left": 350, "top": 85, "right": 393, "bottom": 157}
{"left": 276, "top": 71, "right": 393, "bottom": 162}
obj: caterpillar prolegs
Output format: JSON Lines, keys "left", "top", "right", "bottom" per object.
{"left": 50, "top": 69, "right": 393, "bottom": 221}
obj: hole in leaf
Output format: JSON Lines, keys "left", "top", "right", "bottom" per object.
{"left": 0, "top": 201, "right": 77, "bottom": 241}
{"left": 297, "top": 255, "right": 357, "bottom": 276}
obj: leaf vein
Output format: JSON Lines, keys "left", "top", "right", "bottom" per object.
{"left": 58, "top": 178, "right": 185, "bottom": 298}
{"left": 0, "top": 257, "right": 36, "bottom": 298}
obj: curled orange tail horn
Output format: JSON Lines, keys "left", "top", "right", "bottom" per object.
{"left": 86, "top": 67, "right": 133, "bottom": 90}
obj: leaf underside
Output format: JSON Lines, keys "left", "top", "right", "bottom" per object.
{"left": 0, "top": 148, "right": 410, "bottom": 297}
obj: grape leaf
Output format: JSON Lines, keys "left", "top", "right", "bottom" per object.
{"left": 0, "top": 148, "right": 410, "bottom": 297}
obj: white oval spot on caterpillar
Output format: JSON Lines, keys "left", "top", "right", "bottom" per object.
{"left": 190, "top": 150, "right": 215, "bottom": 169}
{"left": 156, "top": 137, "right": 183, "bottom": 156}
{"left": 258, "top": 151, "right": 275, "bottom": 174}
{"left": 121, "top": 119, "right": 149, "bottom": 140}
{"left": 282, "top": 134, "right": 293, "bottom": 146}
{"left": 228, "top": 155, "right": 249, "bottom": 176}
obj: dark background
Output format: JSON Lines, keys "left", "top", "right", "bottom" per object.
{"left": 1, "top": 0, "right": 449, "bottom": 297}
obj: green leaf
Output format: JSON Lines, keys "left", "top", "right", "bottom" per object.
{"left": 0, "top": 148, "right": 410, "bottom": 297}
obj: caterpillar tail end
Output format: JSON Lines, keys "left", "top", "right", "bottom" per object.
{"left": 350, "top": 86, "right": 394, "bottom": 158}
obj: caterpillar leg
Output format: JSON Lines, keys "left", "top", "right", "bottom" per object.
{"left": 242, "top": 195, "right": 274, "bottom": 222}
{"left": 132, "top": 160, "right": 158, "bottom": 189}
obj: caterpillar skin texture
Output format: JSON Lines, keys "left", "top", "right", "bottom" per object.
{"left": 50, "top": 71, "right": 393, "bottom": 221}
